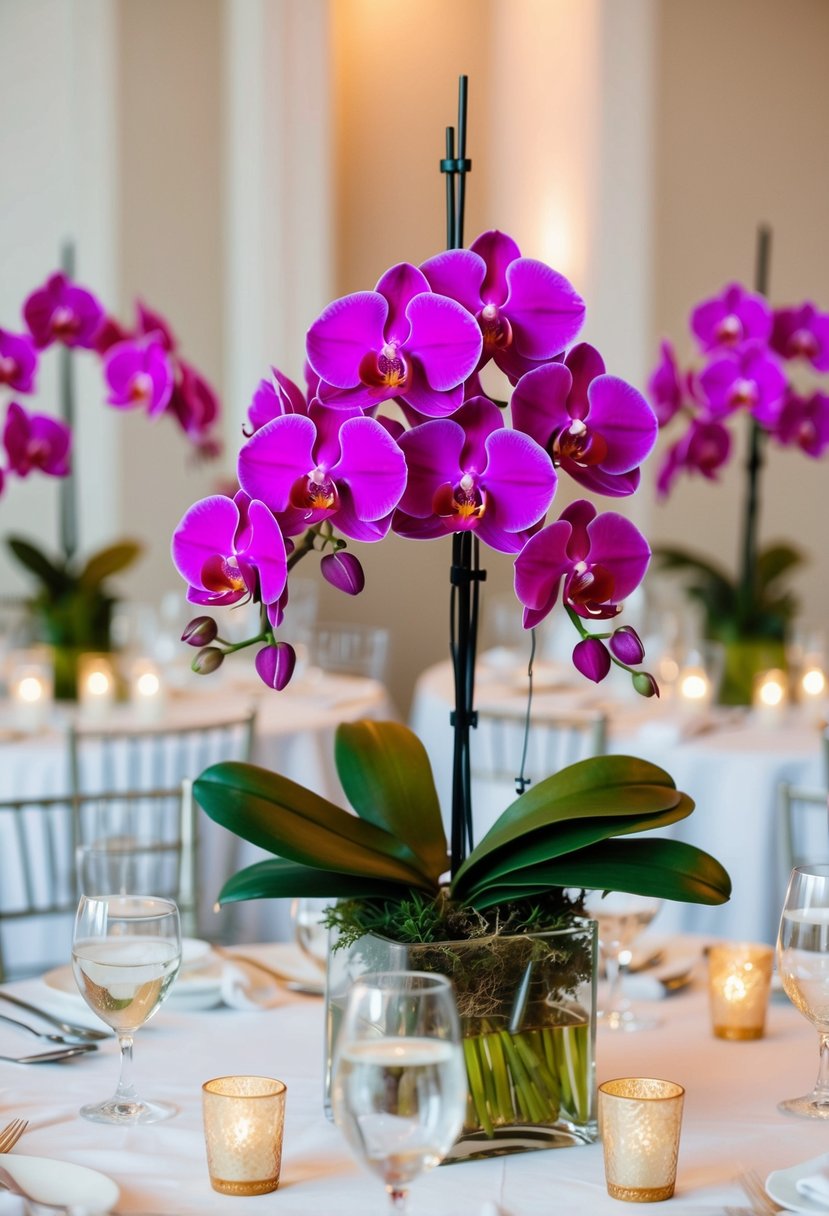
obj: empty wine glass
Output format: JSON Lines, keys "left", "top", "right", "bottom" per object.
{"left": 72, "top": 894, "right": 182, "bottom": 1124}
{"left": 777, "top": 864, "right": 829, "bottom": 1118}
{"left": 331, "top": 971, "right": 466, "bottom": 1212}
{"left": 584, "top": 890, "right": 662, "bottom": 1031}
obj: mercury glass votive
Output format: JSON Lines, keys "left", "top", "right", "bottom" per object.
{"left": 752, "top": 668, "right": 789, "bottom": 725}
{"left": 707, "top": 942, "right": 774, "bottom": 1041}
{"left": 78, "top": 653, "right": 117, "bottom": 719}
{"left": 202, "top": 1076, "right": 287, "bottom": 1196}
{"left": 8, "top": 648, "right": 53, "bottom": 730}
{"left": 598, "top": 1077, "right": 685, "bottom": 1203}
{"left": 128, "top": 657, "right": 165, "bottom": 721}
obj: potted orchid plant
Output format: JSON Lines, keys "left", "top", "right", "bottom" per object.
{"left": 648, "top": 228, "right": 829, "bottom": 703}
{"left": 174, "top": 81, "right": 730, "bottom": 1157}
{"left": 0, "top": 258, "right": 220, "bottom": 696}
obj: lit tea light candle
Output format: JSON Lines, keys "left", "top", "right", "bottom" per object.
{"left": 9, "top": 650, "right": 53, "bottom": 730}
{"left": 801, "top": 664, "right": 826, "bottom": 699}
{"left": 598, "top": 1077, "right": 685, "bottom": 1202}
{"left": 707, "top": 942, "right": 774, "bottom": 1040}
{"left": 677, "top": 664, "right": 712, "bottom": 712}
{"left": 78, "top": 653, "right": 116, "bottom": 719}
{"left": 753, "top": 667, "right": 788, "bottom": 725}
{"left": 202, "top": 1076, "right": 287, "bottom": 1196}
{"left": 129, "top": 658, "right": 165, "bottom": 721}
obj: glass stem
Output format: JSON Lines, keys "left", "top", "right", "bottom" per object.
{"left": 115, "top": 1033, "right": 139, "bottom": 1106}
{"left": 814, "top": 1032, "right": 829, "bottom": 1098}
{"left": 605, "top": 954, "right": 629, "bottom": 1015}
{"left": 387, "top": 1186, "right": 408, "bottom": 1212}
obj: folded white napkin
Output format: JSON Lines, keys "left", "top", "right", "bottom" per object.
{"left": 797, "top": 1162, "right": 829, "bottom": 1206}
{"left": 218, "top": 956, "right": 287, "bottom": 1010}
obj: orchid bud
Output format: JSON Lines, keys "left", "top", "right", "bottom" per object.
{"left": 255, "top": 642, "right": 296, "bottom": 691}
{"left": 609, "top": 625, "right": 645, "bottom": 666}
{"left": 320, "top": 551, "right": 365, "bottom": 596}
{"left": 572, "top": 637, "right": 611, "bottom": 684}
{"left": 632, "top": 670, "right": 660, "bottom": 698}
{"left": 192, "top": 645, "right": 224, "bottom": 674}
{"left": 181, "top": 615, "right": 218, "bottom": 647}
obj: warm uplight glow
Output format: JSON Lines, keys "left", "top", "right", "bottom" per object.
{"left": 18, "top": 675, "right": 44, "bottom": 703}
{"left": 137, "top": 671, "right": 161, "bottom": 697}
{"left": 802, "top": 667, "right": 826, "bottom": 697}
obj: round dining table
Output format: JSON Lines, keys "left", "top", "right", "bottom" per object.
{"left": 410, "top": 657, "right": 827, "bottom": 945}
{"left": 0, "top": 938, "right": 823, "bottom": 1215}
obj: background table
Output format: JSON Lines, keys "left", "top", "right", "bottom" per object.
{"left": 0, "top": 668, "right": 394, "bottom": 968}
{"left": 411, "top": 658, "right": 827, "bottom": 944}
{"left": 0, "top": 944, "right": 823, "bottom": 1214}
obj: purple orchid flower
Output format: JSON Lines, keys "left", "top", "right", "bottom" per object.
{"left": 136, "top": 300, "right": 177, "bottom": 352}
{"left": 609, "top": 625, "right": 646, "bottom": 666}
{"left": 104, "top": 338, "right": 174, "bottom": 416}
{"left": 647, "top": 340, "right": 689, "bottom": 427}
{"left": 392, "top": 396, "right": 556, "bottom": 554}
{"left": 23, "top": 273, "right": 104, "bottom": 350}
{"left": 420, "top": 229, "right": 586, "bottom": 383}
{"left": 237, "top": 406, "right": 407, "bottom": 542}
{"left": 770, "top": 390, "right": 829, "bottom": 457}
{"left": 167, "top": 359, "right": 220, "bottom": 440}
{"left": 3, "top": 401, "right": 71, "bottom": 478}
{"left": 510, "top": 343, "right": 657, "bottom": 498}
{"left": 770, "top": 304, "right": 829, "bottom": 371}
{"left": 92, "top": 314, "right": 133, "bottom": 355}
{"left": 514, "top": 499, "right": 650, "bottom": 629}
{"left": 690, "top": 283, "right": 772, "bottom": 352}
{"left": 306, "top": 262, "right": 482, "bottom": 417}
{"left": 171, "top": 492, "right": 287, "bottom": 608}
{"left": 247, "top": 368, "right": 308, "bottom": 433}
{"left": 699, "top": 340, "right": 787, "bottom": 424}
{"left": 656, "top": 417, "right": 731, "bottom": 498}
{"left": 0, "top": 330, "right": 37, "bottom": 394}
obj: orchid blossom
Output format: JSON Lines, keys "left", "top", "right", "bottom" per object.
{"left": 0, "top": 330, "right": 37, "bottom": 394}
{"left": 691, "top": 283, "right": 772, "bottom": 352}
{"left": 3, "top": 401, "right": 71, "bottom": 478}
{"left": 104, "top": 338, "right": 174, "bottom": 416}
{"left": 23, "top": 273, "right": 104, "bottom": 350}
{"left": 172, "top": 492, "right": 287, "bottom": 609}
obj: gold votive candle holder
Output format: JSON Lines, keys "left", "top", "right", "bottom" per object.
{"left": 707, "top": 942, "right": 774, "bottom": 1041}
{"left": 599, "top": 1077, "right": 685, "bottom": 1203}
{"left": 202, "top": 1075, "right": 287, "bottom": 1196}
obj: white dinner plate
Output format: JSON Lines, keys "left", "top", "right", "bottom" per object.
{"left": 767, "top": 1153, "right": 829, "bottom": 1214}
{"left": 231, "top": 942, "right": 326, "bottom": 996}
{"left": 0, "top": 1153, "right": 119, "bottom": 1210}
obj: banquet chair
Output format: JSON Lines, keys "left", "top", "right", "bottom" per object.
{"left": 310, "top": 622, "right": 390, "bottom": 681}
{"left": 778, "top": 781, "right": 829, "bottom": 890}
{"left": 469, "top": 705, "right": 608, "bottom": 839}
{"left": 0, "top": 783, "right": 195, "bottom": 982}
{"left": 67, "top": 709, "right": 256, "bottom": 798}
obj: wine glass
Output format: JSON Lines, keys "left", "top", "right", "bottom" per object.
{"left": 290, "top": 897, "right": 330, "bottom": 971}
{"left": 72, "top": 894, "right": 182, "bottom": 1124}
{"left": 777, "top": 863, "right": 829, "bottom": 1118}
{"left": 331, "top": 971, "right": 467, "bottom": 1213}
{"left": 584, "top": 890, "right": 662, "bottom": 1031}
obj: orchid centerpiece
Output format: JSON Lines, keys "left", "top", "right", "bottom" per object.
{"left": 1, "top": 255, "right": 221, "bottom": 696}
{"left": 648, "top": 228, "right": 829, "bottom": 702}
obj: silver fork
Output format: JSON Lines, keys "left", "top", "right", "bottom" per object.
{"left": 0, "top": 1012, "right": 89, "bottom": 1047}
{"left": 0, "top": 1119, "right": 28, "bottom": 1152}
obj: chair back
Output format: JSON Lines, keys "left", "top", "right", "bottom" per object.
{"left": 67, "top": 709, "right": 256, "bottom": 797}
{"left": 310, "top": 623, "right": 389, "bottom": 681}
{"left": 779, "top": 781, "right": 829, "bottom": 892}
{"left": 470, "top": 705, "right": 608, "bottom": 838}
{"left": 0, "top": 783, "right": 195, "bottom": 981}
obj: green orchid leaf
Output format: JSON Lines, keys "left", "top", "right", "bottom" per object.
{"left": 79, "top": 540, "right": 143, "bottom": 589}
{"left": 217, "top": 857, "right": 407, "bottom": 905}
{"left": 7, "top": 536, "right": 70, "bottom": 597}
{"left": 455, "top": 793, "right": 695, "bottom": 899}
{"left": 757, "top": 542, "right": 805, "bottom": 592}
{"left": 651, "top": 546, "right": 735, "bottom": 593}
{"left": 335, "top": 721, "right": 448, "bottom": 882}
{"left": 454, "top": 756, "right": 688, "bottom": 890}
{"left": 194, "top": 761, "right": 433, "bottom": 889}
{"left": 468, "top": 838, "right": 731, "bottom": 910}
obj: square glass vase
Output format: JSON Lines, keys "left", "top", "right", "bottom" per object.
{"left": 324, "top": 919, "right": 598, "bottom": 1162}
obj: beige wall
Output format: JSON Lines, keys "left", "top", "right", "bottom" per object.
{"left": 651, "top": 0, "right": 829, "bottom": 639}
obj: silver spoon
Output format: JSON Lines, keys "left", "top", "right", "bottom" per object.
{"left": 0, "top": 1012, "right": 92, "bottom": 1047}
{"left": 0, "top": 1045, "right": 98, "bottom": 1064}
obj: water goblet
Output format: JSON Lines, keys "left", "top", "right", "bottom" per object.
{"left": 777, "top": 864, "right": 829, "bottom": 1118}
{"left": 290, "top": 897, "right": 330, "bottom": 971}
{"left": 72, "top": 894, "right": 182, "bottom": 1124}
{"left": 331, "top": 971, "right": 467, "bottom": 1213}
{"left": 584, "top": 891, "right": 662, "bottom": 1031}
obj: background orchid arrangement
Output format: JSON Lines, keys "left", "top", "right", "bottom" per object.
{"left": 173, "top": 228, "right": 660, "bottom": 697}
{"left": 1, "top": 263, "right": 221, "bottom": 695}
{"left": 648, "top": 238, "right": 829, "bottom": 700}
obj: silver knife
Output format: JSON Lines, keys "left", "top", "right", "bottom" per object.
{"left": 0, "top": 991, "right": 109, "bottom": 1040}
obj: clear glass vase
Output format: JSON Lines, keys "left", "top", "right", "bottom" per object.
{"left": 325, "top": 920, "right": 598, "bottom": 1161}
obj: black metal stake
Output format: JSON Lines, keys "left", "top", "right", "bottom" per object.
{"left": 59, "top": 240, "right": 79, "bottom": 564}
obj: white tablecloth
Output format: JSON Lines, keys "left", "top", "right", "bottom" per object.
{"left": 0, "top": 670, "right": 395, "bottom": 966}
{"left": 0, "top": 945, "right": 823, "bottom": 1214}
{"left": 410, "top": 659, "right": 826, "bottom": 944}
